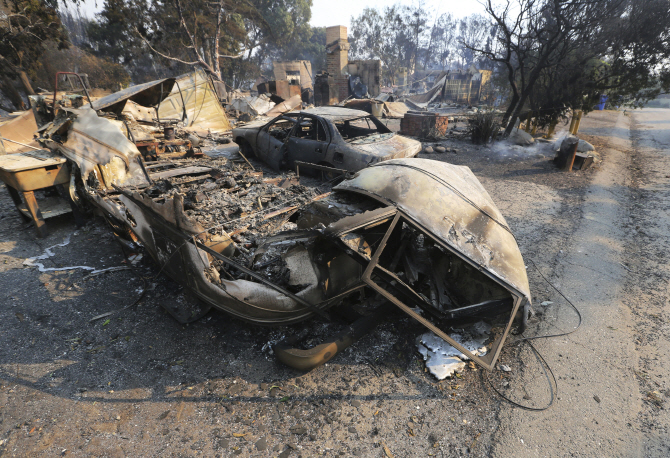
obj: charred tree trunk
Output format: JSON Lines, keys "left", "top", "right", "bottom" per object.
{"left": 1, "top": 76, "right": 26, "bottom": 110}
{"left": 212, "top": 0, "right": 224, "bottom": 81}
{"left": 505, "top": 86, "right": 537, "bottom": 137}
{"left": 501, "top": 62, "right": 520, "bottom": 128}
{"left": 501, "top": 94, "right": 519, "bottom": 130}
{"left": 18, "top": 71, "right": 36, "bottom": 95}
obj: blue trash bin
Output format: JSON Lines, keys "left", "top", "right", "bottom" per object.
{"left": 595, "top": 94, "right": 608, "bottom": 110}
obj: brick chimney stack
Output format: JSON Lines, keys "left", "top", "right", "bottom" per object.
{"left": 326, "top": 26, "right": 350, "bottom": 102}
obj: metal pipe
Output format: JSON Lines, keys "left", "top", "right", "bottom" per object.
{"left": 0, "top": 136, "right": 42, "bottom": 151}
{"left": 156, "top": 81, "right": 163, "bottom": 124}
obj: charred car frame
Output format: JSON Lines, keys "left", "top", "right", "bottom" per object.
{"left": 233, "top": 107, "right": 422, "bottom": 173}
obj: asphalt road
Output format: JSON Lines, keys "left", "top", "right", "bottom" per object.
{"left": 492, "top": 108, "right": 670, "bottom": 457}
{"left": 625, "top": 108, "right": 670, "bottom": 456}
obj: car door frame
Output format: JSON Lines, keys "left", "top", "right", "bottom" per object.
{"left": 255, "top": 114, "right": 299, "bottom": 170}
{"left": 284, "top": 114, "right": 332, "bottom": 169}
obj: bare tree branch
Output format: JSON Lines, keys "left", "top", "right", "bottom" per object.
{"left": 135, "top": 28, "right": 200, "bottom": 66}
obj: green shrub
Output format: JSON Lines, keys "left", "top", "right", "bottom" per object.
{"left": 469, "top": 111, "right": 501, "bottom": 144}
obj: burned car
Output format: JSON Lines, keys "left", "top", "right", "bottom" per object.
{"left": 232, "top": 107, "right": 422, "bottom": 172}
{"left": 30, "top": 96, "right": 530, "bottom": 373}
{"left": 105, "top": 158, "right": 530, "bottom": 372}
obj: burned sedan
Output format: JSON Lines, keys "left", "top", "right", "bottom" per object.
{"left": 232, "top": 107, "right": 422, "bottom": 172}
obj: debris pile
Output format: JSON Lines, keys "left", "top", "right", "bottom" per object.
{"left": 143, "top": 158, "right": 323, "bottom": 237}
{"left": 399, "top": 111, "right": 449, "bottom": 138}
{"left": 417, "top": 322, "right": 491, "bottom": 379}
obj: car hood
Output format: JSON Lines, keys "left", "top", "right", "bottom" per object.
{"left": 232, "top": 118, "right": 270, "bottom": 133}
{"left": 334, "top": 158, "right": 531, "bottom": 302}
{"left": 349, "top": 133, "right": 421, "bottom": 158}
{"left": 91, "top": 78, "right": 176, "bottom": 114}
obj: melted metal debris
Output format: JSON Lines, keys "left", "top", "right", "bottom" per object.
{"left": 145, "top": 156, "right": 319, "bottom": 237}
{"left": 416, "top": 321, "right": 491, "bottom": 380}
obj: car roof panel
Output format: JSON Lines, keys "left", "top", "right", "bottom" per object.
{"left": 300, "top": 107, "right": 370, "bottom": 122}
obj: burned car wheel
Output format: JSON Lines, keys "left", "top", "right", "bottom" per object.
{"left": 318, "top": 161, "right": 340, "bottom": 181}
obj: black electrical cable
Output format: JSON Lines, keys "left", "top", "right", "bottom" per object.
{"left": 486, "top": 338, "right": 557, "bottom": 411}
{"left": 520, "top": 259, "right": 583, "bottom": 341}
{"left": 485, "top": 258, "right": 582, "bottom": 410}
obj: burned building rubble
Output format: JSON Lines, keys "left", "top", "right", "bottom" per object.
{"left": 239, "top": 25, "right": 382, "bottom": 113}
{"left": 4, "top": 66, "right": 531, "bottom": 375}
{"left": 407, "top": 65, "right": 492, "bottom": 107}
{"left": 85, "top": 69, "right": 231, "bottom": 161}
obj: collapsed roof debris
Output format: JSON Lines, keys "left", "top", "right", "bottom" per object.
{"left": 342, "top": 98, "right": 411, "bottom": 119}
{"left": 157, "top": 70, "right": 232, "bottom": 134}
{"left": 403, "top": 66, "right": 492, "bottom": 107}
{"left": 86, "top": 70, "right": 231, "bottom": 134}
{"left": 74, "top": 69, "right": 232, "bottom": 162}
{"left": 91, "top": 78, "right": 176, "bottom": 115}
{"left": 230, "top": 94, "right": 275, "bottom": 117}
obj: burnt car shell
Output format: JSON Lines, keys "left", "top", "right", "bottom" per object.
{"left": 95, "top": 155, "right": 529, "bottom": 371}
{"left": 329, "top": 159, "right": 531, "bottom": 370}
{"left": 233, "top": 107, "right": 421, "bottom": 172}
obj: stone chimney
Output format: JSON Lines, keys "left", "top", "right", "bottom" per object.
{"left": 326, "top": 25, "right": 350, "bottom": 102}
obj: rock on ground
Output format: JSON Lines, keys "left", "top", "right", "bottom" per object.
{"left": 508, "top": 128, "right": 535, "bottom": 146}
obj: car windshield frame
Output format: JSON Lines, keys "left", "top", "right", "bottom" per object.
{"left": 332, "top": 115, "right": 392, "bottom": 142}
{"left": 262, "top": 114, "right": 299, "bottom": 132}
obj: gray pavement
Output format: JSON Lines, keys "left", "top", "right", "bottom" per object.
{"left": 492, "top": 108, "right": 670, "bottom": 457}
